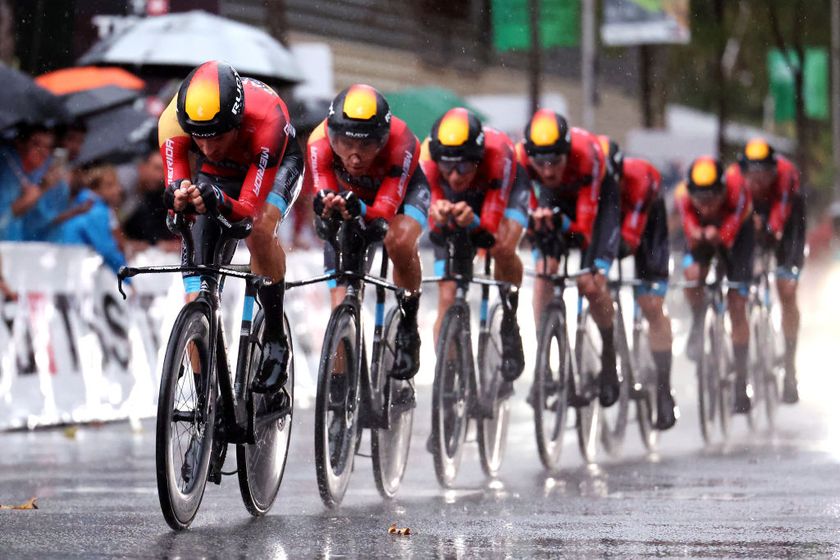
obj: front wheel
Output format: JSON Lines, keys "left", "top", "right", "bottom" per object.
{"left": 314, "top": 304, "right": 361, "bottom": 508}
{"left": 600, "top": 306, "right": 630, "bottom": 457}
{"left": 431, "top": 304, "right": 473, "bottom": 488}
{"left": 631, "top": 319, "right": 658, "bottom": 450}
{"left": 156, "top": 302, "right": 216, "bottom": 531}
{"left": 533, "top": 305, "right": 572, "bottom": 471}
{"left": 575, "top": 309, "right": 601, "bottom": 463}
{"left": 477, "top": 302, "right": 511, "bottom": 479}
{"left": 371, "top": 307, "right": 415, "bottom": 499}
{"left": 237, "top": 312, "right": 295, "bottom": 516}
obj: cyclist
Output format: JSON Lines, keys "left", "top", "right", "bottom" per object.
{"left": 519, "top": 109, "right": 621, "bottom": 408}
{"left": 598, "top": 136, "right": 676, "bottom": 429}
{"left": 737, "top": 138, "right": 804, "bottom": 403}
{"left": 421, "top": 107, "right": 529, "bottom": 396}
{"left": 159, "top": 61, "right": 303, "bottom": 409}
{"left": 306, "top": 84, "right": 428, "bottom": 381}
{"left": 678, "top": 156, "right": 754, "bottom": 413}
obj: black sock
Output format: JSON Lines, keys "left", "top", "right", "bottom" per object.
{"left": 400, "top": 291, "right": 420, "bottom": 328}
{"left": 258, "top": 281, "right": 286, "bottom": 341}
{"left": 733, "top": 343, "right": 748, "bottom": 381}
{"left": 652, "top": 350, "right": 672, "bottom": 390}
{"left": 599, "top": 326, "right": 615, "bottom": 365}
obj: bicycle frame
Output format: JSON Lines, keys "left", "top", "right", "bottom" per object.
{"left": 290, "top": 216, "right": 407, "bottom": 432}
{"left": 118, "top": 216, "right": 276, "bottom": 445}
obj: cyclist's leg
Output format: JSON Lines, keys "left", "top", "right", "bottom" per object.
{"left": 635, "top": 198, "right": 675, "bottom": 426}
{"left": 249, "top": 186, "right": 295, "bottom": 393}
{"left": 725, "top": 223, "right": 755, "bottom": 412}
{"left": 683, "top": 243, "right": 712, "bottom": 360}
{"left": 432, "top": 240, "right": 455, "bottom": 345}
{"left": 578, "top": 174, "right": 620, "bottom": 405}
{"left": 387, "top": 169, "right": 429, "bottom": 380}
{"left": 775, "top": 193, "right": 805, "bottom": 399}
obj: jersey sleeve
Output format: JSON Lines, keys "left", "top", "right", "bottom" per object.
{"left": 675, "top": 183, "right": 702, "bottom": 245}
{"left": 768, "top": 159, "right": 800, "bottom": 234}
{"left": 478, "top": 136, "right": 516, "bottom": 234}
{"left": 304, "top": 121, "right": 340, "bottom": 195}
{"left": 719, "top": 175, "right": 752, "bottom": 248}
{"left": 158, "top": 95, "right": 192, "bottom": 186}
{"left": 224, "top": 98, "right": 290, "bottom": 220}
{"left": 364, "top": 121, "right": 420, "bottom": 222}
{"left": 567, "top": 135, "right": 603, "bottom": 244}
{"left": 620, "top": 160, "right": 660, "bottom": 251}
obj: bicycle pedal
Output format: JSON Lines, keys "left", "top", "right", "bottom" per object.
{"left": 567, "top": 392, "right": 592, "bottom": 408}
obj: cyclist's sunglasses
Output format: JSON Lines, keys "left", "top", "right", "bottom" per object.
{"left": 438, "top": 160, "right": 479, "bottom": 176}
{"left": 530, "top": 153, "right": 565, "bottom": 168}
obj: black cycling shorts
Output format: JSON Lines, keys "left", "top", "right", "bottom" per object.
{"left": 684, "top": 220, "right": 755, "bottom": 289}
{"left": 774, "top": 192, "right": 806, "bottom": 280}
{"left": 631, "top": 197, "right": 670, "bottom": 297}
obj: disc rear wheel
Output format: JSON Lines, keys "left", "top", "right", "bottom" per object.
{"left": 477, "top": 302, "right": 511, "bottom": 479}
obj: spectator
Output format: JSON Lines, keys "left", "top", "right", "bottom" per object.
{"left": 0, "top": 254, "right": 16, "bottom": 301}
{"left": 23, "top": 121, "right": 92, "bottom": 242}
{"left": 121, "top": 151, "right": 178, "bottom": 251}
{"left": 58, "top": 165, "right": 129, "bottom": 279}
{"left": 0, "top": 125, "right": 56, "bottom": 241}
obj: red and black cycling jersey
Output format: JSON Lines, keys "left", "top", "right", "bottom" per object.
{"left": 619, "top": 157, "right": 662, "bottom": 252}
{"left": 304, "top": 116, "right": 421, "bottom": 222}
{"left": 517, "top": 127, "right": 605, "bottom": 245}
{"left": 158, "top": 77, "right": 295, "bottom": 221}
{"left": 421, "top": 126, "right": 516, "bottom": 235}
{"left": 676, "top": 165, "right": 753, "bottom": 250}
{"left": 741, "top": 155, "right": 800, "bottom": 235}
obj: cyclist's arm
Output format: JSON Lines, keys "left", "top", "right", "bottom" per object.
{"left": 677, "top": 190, "right": 703, "bottom": 247}
{"left": 768, "top": 165, "right": 800, "bottom": 235}
{"left": 477, "top": 144, "right": 516, "bottom": 235}
{"left": 620, "top": 167, "right": 658, "bottom": 252}
{"left": 158, "top": 96, "right": 192, "bottom": 187}
{"left": 270, "top": 137, "right": 304, "bottom": 216}
{"left": 364, "top": 129, "right": 420, "bottom": 222}
{"left": 720, "top": 181, "right": 752, "bottom": 249}
{"left": 570, "top": 181, "right": 598, "bottom": 244}
{"left": 306, "top": 121, "right": 340, "bottom": 194}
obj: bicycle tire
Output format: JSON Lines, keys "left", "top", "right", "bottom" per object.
{"left": 371, "top": 307, "right": 414, "bottom": 499}
{"left": 533, "top": 304, "right": 571, "bottom": 471}
{"left": 714, "top": 310, "right": 733, "bottom": 440}
{"left": 314, "top": 304, "right": 361, "bottom": 508}
{"left": 477, "top": 302, "right": 511, "bottom": 479}
{"left": 632, "top": 320, "right": 658, "bottom": 451}
{"left": 156, "top": 302, "right": 216, "bottom": 531}
{"left": 575, "top": 310, "right": 601, "bottom": 463}
{"left": 697, "top": 305, "right": 719, "bottom": 445}
{"left": 762, "top": 305, "right": 782, "bottom": 429}
{"left": 431, "top": 304, "right": 472, "bottom": 488}
{"left": 600, "top": 305, "right": 630, "bottom": 457}
{"left": 746, "top": 302, "right": 764, "bottom": 432}
{"left": 237, "top": 311, "right": 295, "bottom": 516}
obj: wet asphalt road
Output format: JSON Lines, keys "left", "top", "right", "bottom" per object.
{"left": 3, "top": 262, "right": 840, "bottom": 559}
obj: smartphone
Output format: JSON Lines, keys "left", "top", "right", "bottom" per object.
{"left": 52, "top": 147, "right": 69, "bottom": 168}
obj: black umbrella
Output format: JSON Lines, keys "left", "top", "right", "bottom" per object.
{"left": 75, "top": 105, "right": 156, "bottom": 167}
{"left": 0, "top": 64, "right": 69, "bottom": 132}
{"left": 63, "top": 86, "right": 141, "bottom": 119}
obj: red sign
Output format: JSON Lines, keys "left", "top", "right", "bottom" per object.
{"left": 147, "top": 0, "right": 169, "bottom": 16}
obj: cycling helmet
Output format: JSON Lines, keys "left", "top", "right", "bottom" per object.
{"left": 176, "top": 61, "right": 244, "bottom": 138}
{"left": 597, "top": 134, "right": 624, "bottom": 178}
{"left": 687, "top": 156, "right": 726, "bottom": 198}
{"left": 524, "top": 109, "right": 571, "bottom": 157}
{"left": 428, "top": 108, "right": 485, "bottom": 163}
{"left": 327, "top": 84, "right": 391, "bottom": 146}
{"left": 738, "top": 137, "right": 777, "bottom": 171}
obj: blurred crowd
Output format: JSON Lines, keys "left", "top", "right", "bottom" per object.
{"left": 0, "top": 115, "right": 320, "bottom": 281}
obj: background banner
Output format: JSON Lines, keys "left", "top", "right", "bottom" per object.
{"left": 601, "top": 0, "right": 691, "bottom": 46}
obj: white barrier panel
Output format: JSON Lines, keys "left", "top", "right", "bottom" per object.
{"left": 0, "top": 243, "right": 330, "bottom": 430}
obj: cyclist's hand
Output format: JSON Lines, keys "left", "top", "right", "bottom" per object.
{"left": 430, "top": 200, "right": 452, "bottom": 226}
{"left": 532, "top": 207, "right": 555, "bottom": 231}
{"left": 167, "top": 180, "right": 193, "bottom": 212}
{"left": 703, "top": 225, "right": 720, "bottom": 244}
{"left": 327, "top": 193, "right": 350, "bottom": 219}
{"left": 340, "top": 191, "right": 363, "bottom": 219}
{"left": 193, "top": 183, "right": 227, "bottom": 215}
{"left": 452, "top": 201, "right": 475, "bottom": 228}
